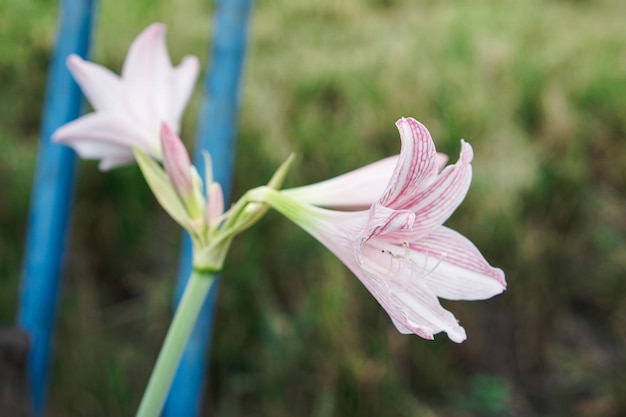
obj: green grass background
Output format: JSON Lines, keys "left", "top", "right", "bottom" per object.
{"left": 2, "top": 0, "right": 626, "bottom": 416}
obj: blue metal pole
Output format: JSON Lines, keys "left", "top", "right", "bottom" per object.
{"left": 164, "top": 0, "right": 253, "bottom": 415}
{"left": 17, "top": 1, "right": 97, "bottom": 416}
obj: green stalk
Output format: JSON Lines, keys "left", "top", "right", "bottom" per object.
{"left": 135, "top": 268, "right": 217, "bottom": 417}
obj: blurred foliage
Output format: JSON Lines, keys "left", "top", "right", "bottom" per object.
{"left": 1, "top": 0, "right": 626, "bottom": 416}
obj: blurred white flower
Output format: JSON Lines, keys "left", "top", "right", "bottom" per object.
{"left": 53, "top": 23, "right": 199, "bottom": 170}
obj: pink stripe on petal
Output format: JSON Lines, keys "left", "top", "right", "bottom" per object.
{"left": 361, "top": 204, "right": 414, "bottom": 242}
{"left": 404, "top": 140, "right": 473, "bottom": 236}
{"left": 389, "top": 280, "right": 467, "bottom": 342}
{"left": 409, "top": 226, "right": 506, "bottom": 300}
{"left": 380, "top": 118, "right": 438, "bottom": 208}
{"left": 352, "top": 245, "right": 467, "bottom": 342}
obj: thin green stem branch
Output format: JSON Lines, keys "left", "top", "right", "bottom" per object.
{"left": 135, "top": 268, "right": 217, "bottom": 417}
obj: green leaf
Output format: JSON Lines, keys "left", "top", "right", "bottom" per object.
{"left": 133, "top": 148, "right": 191, "bottom": 229}
{"left": 267, "top": 153, "right": 296, "bottom": 190}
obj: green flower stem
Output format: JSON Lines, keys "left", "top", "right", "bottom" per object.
{"left": 135, "top": 268, "right": 217, "bottom": 417}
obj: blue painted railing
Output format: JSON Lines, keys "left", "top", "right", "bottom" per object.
{"left": 165, "top": 0, "right": 253, "bottom": 416}
{"left": 17, "top": 0, "right": 253, "bottom": 415}
{"left": 17, "top": 1, "right": 96, "bottom": 415}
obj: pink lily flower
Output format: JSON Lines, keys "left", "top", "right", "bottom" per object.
{"left": 52, "top": 23, "right": 200, "bottom": 170}
{"left": 256, "top": 117, "right": 506, "bottom": 342}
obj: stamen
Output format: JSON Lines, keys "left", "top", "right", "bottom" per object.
{"left": 379, "top": 241, "right": 447, "bottom": 280}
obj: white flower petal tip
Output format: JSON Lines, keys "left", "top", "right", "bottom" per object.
{"left": 459, "top": 139, "right": 474, "bottom": 163}
{"left": 178, "top": 55, "right": 201, "bottom": 75}
{"left": 435, "top": 153, "right": 449, "bottom": 172}
{"left": 50, "top": 113, "right": 149, "bottom": 164}
{"left": 394, "top": 319, "right": 467, "bottom": 343}
{"left": 261, "top": 117, "right": 506, "bottom": 343}
{"left": 66, "top": 54, "right": 83, "bottom": 70}
{"left": 446, "top": 327, "right": 468, "bottom": 344}
{"left": 66, "top": 54, "right": 92, "bottom": 78}
{"left": 52, "top": 23, "right": 200, "bottom": 169}
{"left": 144, "top": 22, "right": 166, "bottom": 38}
{"left": 124, "top": 23, "right": 168, "bottom": 66}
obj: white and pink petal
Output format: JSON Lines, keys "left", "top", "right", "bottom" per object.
{"left": 282, "top": 155, "right": 399, "bottom": 210}
{"left": 351, "top": 246, "right": 468, "bottom": 342}
{"left": 410, "top": 226, "right": 506, "bottom": 300}
{"left": 122, "top": 23, "right": 172, "bottom": 91}
{"left": 360, "top": 204, "right": 416, "bottom": 243}
{"left": 52, "top": 113, "right": 158, "bottom": 158}
{"left": 379, "top": 118, "right": 439, "bottom": 209}
{"left": 387, "top": 278, "right": 467, "bottom": 342}
{"left": 121, "top": 23, "right": 172, "bottom": 128}
{"left": 255, "top": 117, "right": 507, "bottom": 343}
{"left": 403, "top": 140, "right": 474, "bottom": 237}
{"left": 166, "top": 55, "right": 201, "bottom": 130}
{"left": 66, "top": 55, "right": 124, "bottom": 114}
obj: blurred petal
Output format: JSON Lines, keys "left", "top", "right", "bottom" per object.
{"left": 53, "top": 113, "right": 155, "bottom": 152}
{"left": 122, "top": 23, "right": 171, "bottom": 92}
{"left": 122, "top": 24, "right": 170, "bottom": 127}
{"left": 166, "top": 55, "right": 200, "bottom": 130}
{"left": 52, "top": 23, "right": 199, "bottom": 169}
{"left": 99, "top": 155, "right": 136, "bottom": 171}
{"left": 52, "top": 113, "right": 158, "bottom": 166}
{"left": 67, "top": 55, "right": 124, "bottom": 113}
{"left": 65, "top": 139, "right": 131, "bottom": 161}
